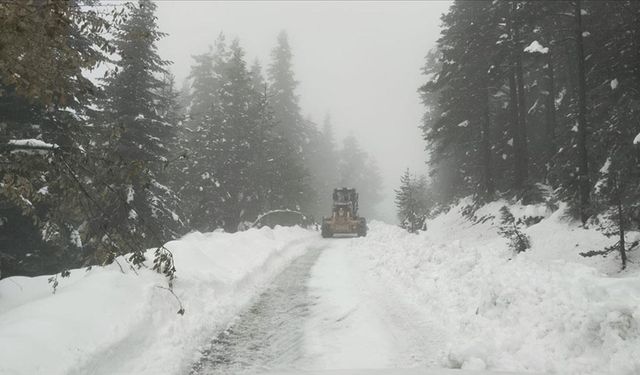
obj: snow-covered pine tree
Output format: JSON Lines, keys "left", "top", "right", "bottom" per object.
{"left": 498, "top": 206, "right": 531, "bottom": 254}
{"left": 586, "top": 155, "right": 639, "bottom": 270}
{"left": 267, "top": 31, "right": 303, "bottom": 146}
{"left": 421, "top": 1, "right": 601, "bottom": 211}
{"left": 422, "top": 1, "right": 503, "bottom": 203}
{"left": 180, "top": 43, "right": 220, "bottom": 232}
{"left": 179, "top": 36, "right": 309, "bottom": 232}
{"left": 0, "top": 2, "right": 114, "bottom": 277}
{"left": 155, "top": 72, "right": 188, "bottom": 233}
{"left": 394, "top": 169, "right": 431, "bottom": 233}
{"left": 246, "top": 59, "right": 307, "bottom": 220}
{"left": 266, "top": 30, "right": 315, "bottom": 215}
{"left": 98, "top": 0, "right": 181, "bottom": 272}
{"left": 421, "top": 0, "right": 640, "bottom": 267}
{"left": 585, "top": 0, "right": 640, "bottom": 268}
{"left": 395, "top": 169, "right": 419, "bottom": 233}
{"left": 211, "top": 39, "right": 257, "bottom": 231}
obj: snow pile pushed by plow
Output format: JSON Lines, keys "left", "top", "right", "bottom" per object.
{"left": 357, "top": 200, "right": 640, "bottom": 375}
{"left": 0, "top": 226, "right": 317, "bottom": 375}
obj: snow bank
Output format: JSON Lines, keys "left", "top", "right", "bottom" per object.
{"left": 0, "top": 226, "right": 317, "bottom": 375}
{"left": 357, "top": 201, "right": 640, "bottom": 375}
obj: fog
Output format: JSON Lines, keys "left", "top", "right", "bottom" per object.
{"left": 155, "top": 1, "right": 451, "bottom": 223}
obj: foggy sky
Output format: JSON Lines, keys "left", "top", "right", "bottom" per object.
{"left": 155, "top": 1, "right": 452, "bottom": 223}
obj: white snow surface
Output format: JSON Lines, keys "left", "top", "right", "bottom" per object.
{"left": 8, "top": 139, "right": 59, "bottom": 155}
{"left": 0, "top": 226, "right": 317, "bottom": 375}
{"left": 344, "top": 201, "right": 640, "bottom": 374}
{"left": 8, "top": 139, "right": 58, "bottom": 149}
{"left": 2, "top": 200, "right": 640, "bottom": 375}
{"left": 523, "top": 41, "right": 549, "bottom": 54}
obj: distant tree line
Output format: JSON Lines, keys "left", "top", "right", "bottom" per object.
{"left": 412, "top": 0, "right": 640, "bottom": 268}
{"left": 0, "top": 0, "right": 382, "bottom": 279}
{"left": 181, "top": 32, "right": 383, "bottom": 233}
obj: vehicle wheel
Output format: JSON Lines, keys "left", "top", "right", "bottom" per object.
{"left": 321, "top": 224, "right": 332, "bottom": 238}
{"left": 357, "top": 218, "right": 367, "bottom": 237}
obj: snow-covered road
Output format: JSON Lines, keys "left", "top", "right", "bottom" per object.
{"left": 305, "top": 239, "right": 445, "bottom": 370}
{"left": 192, "top": 237, "right": 446, "bottom": 374}
{"left": 192, "top": 246, "right": 323, "bottom": 374}
{"left": 3, "top": 201, "right": 640, "bottom": 375}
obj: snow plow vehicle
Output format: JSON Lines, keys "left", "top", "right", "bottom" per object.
{"left": 321, "top": 188, "right": 367, "bottom": 238}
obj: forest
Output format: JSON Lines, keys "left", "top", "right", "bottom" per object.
{"left": 0, "top": 1, "right": 382, "bottom": 279}
{"left": 4, "top": 0, "right": 640, "bottom": 279}
{"left": 396, "top": 0, "right": 640, "bottom": 268}
{"left": 3, "top": 3, "right": 640, "bottom": 373}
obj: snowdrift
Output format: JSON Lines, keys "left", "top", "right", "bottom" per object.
{"left": 0, "top": 226, "right": 317, "bottom": 375}
{"left": 359, "top": 200, "right": 640, "bottom": 374}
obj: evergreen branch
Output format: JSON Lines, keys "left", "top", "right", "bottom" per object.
{"left": 155, "top": 285, "right": 185, "bottom": 315}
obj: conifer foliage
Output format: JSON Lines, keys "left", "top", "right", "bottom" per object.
{"left": 99, "top": 0, "right": 184, "bottom": 255}
{"left": 181, "top": 34, "right": 309, "bottom": 233}
{"left": 394, "top": 169, "right": 431, "bottom": 233}
{"left": 1, "top": 1, "right": 183, "bottom": 279}
{"left": 0, "top": 1, "right": 385, "bottom": 280}
{"left": 180, "top": 30, "right": 384, "bottom": 230}
{"left": 498, "top": 206, "right": 531, "bottom": 254}
{"left": 420, "top": 0, "right": 640, "bottom": 268}
{"left": 1, "top": 1, "right": 117, "bottom": 278}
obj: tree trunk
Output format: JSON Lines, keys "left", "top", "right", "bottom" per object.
{"left": 509, "top": 70, "right": 523, "bottom": 191}
{"left": 481, "top": 86, "right": 494, "bottom": 199}
{"left": 515, "top": 53, "right": 529, "bottom": 190}
{"left": 575, "top": 0, "right": 591, "bottom": 224}
{"left": 544, "top": 49, "right": 557, "bottom": 185}
{"left": 616, "top": 195, "right": 627, "bottom": 270}
{"left": 513, "top": 11, "right": 529, "bottom": 194}
{"left": 508, "top": 1, "right": 528, "bottom": 194}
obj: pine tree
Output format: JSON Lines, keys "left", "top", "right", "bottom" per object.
{"left": 420, "top": 0, "right": 640, "bottom": 268}
{"left": 212, "top": 39, "right": 257, "bottom": 231}
{"left": 180, "top": 37, "right": 309, "bottom": 232}
{"left": 266, "top": 30, "right": 316, "bottom": 216}
{"left": 573, "top": 0, "right": 590, "bottom": 224}
{"left": 588, "top": 152, "right": 640, "bottom": 270}
{"left": 97, "top": 0, "right": 181, "bottom": 268}
{"left": 498, "top": 206, "right": 531, "bottom": 254}
{"left": 0, "top": 1, "right": 113, "bottom": 105}
{"left": 268, "top": 31, "right": 302, "bottom": 145}
{"left": 180, "top": 43, "right": 220, "bottom": 232}
{"left": 306, "top": 114, "right": 339, "bottom": 219}
{"left": 395, "top": 169, "right": 431, "bottom": 233}
{"left": 337, "top": 135, "right": 383, "bottom": 218}
{"left": 0, "top": 2, "right": 114, "bottom": 277}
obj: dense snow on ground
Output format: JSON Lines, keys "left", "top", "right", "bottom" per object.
{"left": 0, "top": 226, "right": 318, "bottom": 375}
{"left": 353, "top": 201, "right": 640, "bottom": 374}
{"left": 1, "top": 201, "right": 639, "bottom": 375}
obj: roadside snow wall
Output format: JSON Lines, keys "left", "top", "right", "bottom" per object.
{"left": 0, "top": 226, "right": 316, "bottom": 375}
{"left": 362, "top": 200, "right": 640, "bottom": 375}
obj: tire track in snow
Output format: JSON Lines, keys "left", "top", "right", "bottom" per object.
{"left": 191, "top": 235, "right": 447, "bottom": 374}
{"left": 304, "top": 238, "right": 447, "bottom": 370}
{"left": 191, "top": 246, "right": 324, "bottom": 374}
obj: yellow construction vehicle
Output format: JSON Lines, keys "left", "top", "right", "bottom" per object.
{"left": 321, "top": 188, "right": 367, "bottom": 238}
